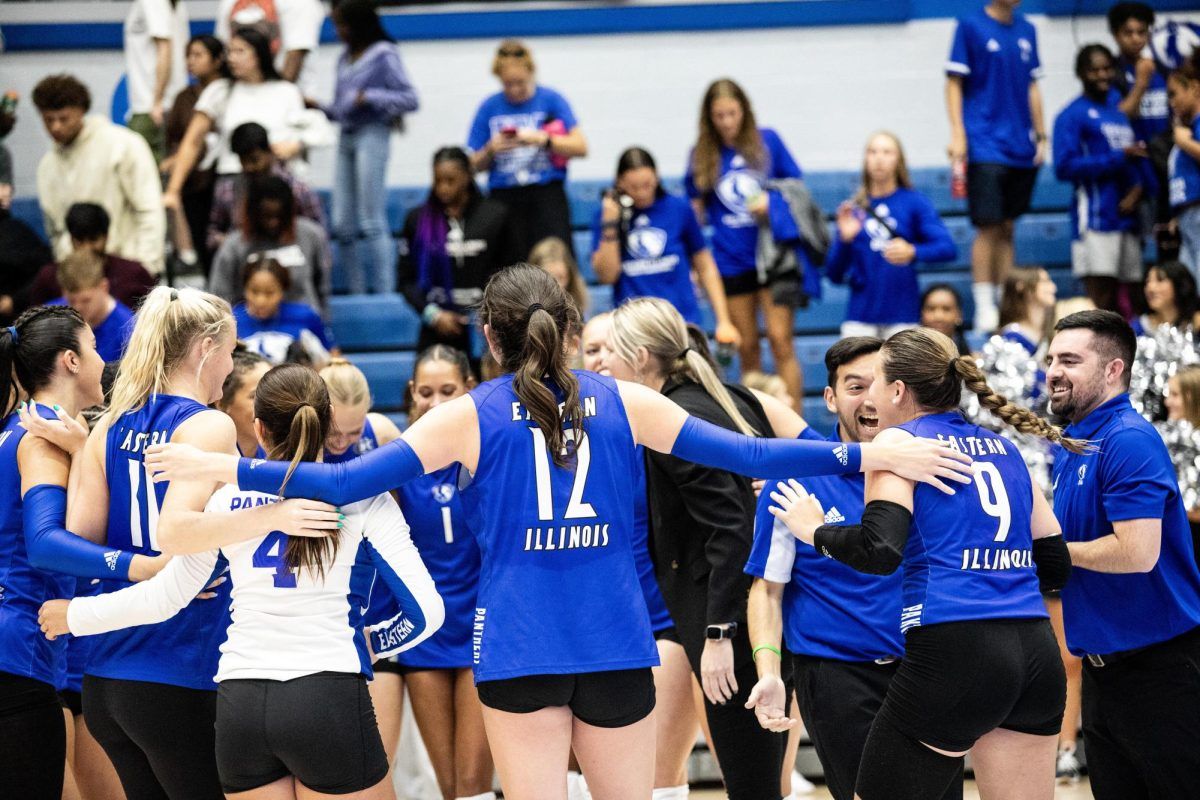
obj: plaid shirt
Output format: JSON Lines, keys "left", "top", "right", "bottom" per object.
{"left": 206, "top": 163, "right": 326, "bottom": 253}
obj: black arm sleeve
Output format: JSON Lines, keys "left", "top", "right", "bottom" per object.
{"left": 1032, "top": 535, "right": 1072, "bottom": 592}
{"left": 812, "top": 500, "right": 912, "bottom": 576}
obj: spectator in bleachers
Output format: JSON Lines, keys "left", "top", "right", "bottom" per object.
{"left": 49, "top": 250, "right": 135, "bottom": 363}
{"left": 529, "top": 236, "right": 589, "bottom": 316}
{"left": 398, "top": 146, "right": 514, "bottom": 354}
{"left": 209, "top": 174, "right": 331, "bottom": 314}
{"left": 327, "top": 0, "right": 418, "bottom": 295}
{"left": 163, "top": 34, "right": 229, "bottom": 273}
{"left": 214, "top": 0, "right": 326, "bottom": 95}
{"left": 1053, "top": 44, "right": 1147, "bottom": 313}
{"left": 827, "top": 132, "right": 956, "bottom": 340}
{"left": 920, "top": 283, "right": 971, "bottom": 355}
{"left": 945, "top": 0, "right": 1046, "bottom": 333}
{"left": 207, "top": 122, "right": 325, "bottom": 254}
{"left": 1168, "top": 61, "right": 1200, "bottom": 279}
{"left": 1132, "top": 260, "right": 1200, "bottom": 335}
{"left": 997, "top": 266, "right": 1057, "bottom": 357}
{"left": 123, "top": 0, "right": 190, "bottom": 161}
{"left": 740, "top": 370, "right": 795, "bottom": 412}
{"left": 0, "top": 92, "right": 14, "bottom": 210}
{"left": 33, "top": 74, "right": 167, "bottom": 275}
{"left": 28, "top": 203, "right": 157, "bottom": 310}
{"left": 686, "top": 78, "right": 804, "bottom": 407}
{"left": 233, "top": 256, "right": 334, "bottom": 367}
{"left": 1165, "top": 366, "right": 1200, "bottom": 543}
{"left": 467, "top": 39, "right": 587, "bottom": 260}
{"left": 592, "top": 146, "right": 739, "bottom": 344}
{"left": 216, "top": 344, "right": 270, "bottom": 458}
{"left": 0, "top": 206, "right": 53, "bottom": 324}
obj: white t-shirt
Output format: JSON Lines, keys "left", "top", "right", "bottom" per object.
{"left": 193, "top": 78, "right": 306, "bottom": 174}
{"left": 214, "top": 0, "right": 326, "bottom": 97}
{"left": 124, "top": 0, "right": 191, "bottom": 115}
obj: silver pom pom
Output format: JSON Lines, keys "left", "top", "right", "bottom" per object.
{"left": 1154, "top": 419, "right": 1200, "bottom": 514}
{"left": 1131, "top": 325, "right": 1200, "bottom": 422}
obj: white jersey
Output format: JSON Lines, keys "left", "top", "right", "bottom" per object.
{"left": 68, "top": 485, "right": 443, "bottom": 682}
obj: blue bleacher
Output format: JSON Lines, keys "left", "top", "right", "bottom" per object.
{"left": 328, "top": 294, "right": 420, "bottom": 351}
{"left": 345, "top": 351, "right": 416, "bottom": 412}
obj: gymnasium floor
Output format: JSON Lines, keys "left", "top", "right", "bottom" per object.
{"left": 692, "top": 780, "right": 1093, "bottom": 798}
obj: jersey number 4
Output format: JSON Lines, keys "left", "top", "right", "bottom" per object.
{"left": 252, "top": 531, "right": 297, "bottom": 588}
{"left": 973, "top": 462, "right": 1012, "bottom": 543}
{"left": 530, "top": 428, "right": 596, "bottom": 521}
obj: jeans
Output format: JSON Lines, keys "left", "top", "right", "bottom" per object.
{"left": 1178, "top": 204, "right": 1200, "bottom": 284}
{"left": 333, "top": 123, "right": 395, "bottom": 294}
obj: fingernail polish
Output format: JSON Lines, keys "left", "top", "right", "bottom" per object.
{"left": 53, "top": 405, "right": 61, "bottom": 412}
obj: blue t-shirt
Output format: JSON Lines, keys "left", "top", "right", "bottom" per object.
{"left": 89, "top": 395, "right": 233, "bottom": 690}
{"left": 685, "top": 127, "right": 802, "bottom": 277}
{"left": 825, "top": 188, "right": 956, "bottom": 324}
{"left": 48, "top": 298, "right": 134, "bottom": 363}
{"left": 234, "top": 301, "right": 335, "bottom": 366}
{"left": 1169, "top": 116, "right": 1200, "bottom": 210}
{"left": 466, "top": 85, "right": 578, "bottom": 190}
{"left": 894, "top": 413, "right": 1047, "bottom": 633}
{"left": 1115, "top": 55, "right": 1171, "bottom": 143}
{"left": 459, "top": 372, "right": 658, "bottom": 682}
{"left": 1054, "top": 394, "right": 1200, "bottom": 655}
{"left": 632, "top": 447, "right": 673, "bottom": 633}
{"left": 324, "top": 416, "right": 379, "bottom": 465}
{"left": 394, "top": 465, "right": 481, "bottom": 669}
{"left": 590, "top": 193, "right": 707, "bottom": 324}
{"left": 746, "top": 427, "right": 904, "bottom": 662}
{"left": 946, "top": 9, "right": 1042, "bottom": 167}
{"left": 1053, "top": 95, "right": 1140, "bottom": 236}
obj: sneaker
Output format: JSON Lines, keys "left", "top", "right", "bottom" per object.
{"left": 791, "top": 769, "right": 816, "bottom": 797}
{"left": 1056, "top": 745, "right": 1082, "bottom": 784}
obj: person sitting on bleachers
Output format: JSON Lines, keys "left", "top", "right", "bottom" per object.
{"left": 827, "top": 131, "right": 956, "bottom": 340}
{"left": 1132, "top": 260, "right": 1200, "bottom": 335}
{"left": 0, "top": 205, "right": 53, "bottom": 325}
{"left": 49, "top": 249, "right": 135, "bottom": 362}
{"left": 209, "top": 174, "right": 330, "bottom": 315}
{"left": 528, "top": 236, "right": 588, "bottom": 316}
{"left": 397, "top": 146, "right": 515, "bottom": 355}
{"left": 997, "top": 267, "right": 1057, "bottom": 358}
{"left": 206, "top": 121, "right": 325, "bottom": 254}
{"left": 233, "top": 256, "right": 335, "bottom": 367}
{"left": 920, "top": 283, "right": 972, "bottom": 355}
{"left": 27, "top": 202, "right": 157, "bottom": 310}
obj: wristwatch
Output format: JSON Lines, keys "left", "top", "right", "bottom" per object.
{"left": 706, "top": 622, "right": 738, "bottom": 641}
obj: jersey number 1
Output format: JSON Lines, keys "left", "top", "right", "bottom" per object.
{"left": 973, "top": 462, "right": 1012, "bottom": 543}
{"left": 253, "top": 532, "right": 298, "bottom": 588}
{"left": 530, "top": 429, "right": 596, "bottom": 521}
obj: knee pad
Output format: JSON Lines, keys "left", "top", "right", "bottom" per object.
{"left": 652, "top": 785, "right": 689, "bottom": 800}
{"left": 856, "top": 717, "right": 962, "bottom": 800}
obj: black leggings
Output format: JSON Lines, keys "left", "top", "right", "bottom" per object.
{"left": 0, "top": 671, "right": 66, "bottom": 800}
{"left": 489, "top": 180, "right": 574, "bottom": 261}
{"left": 83, "top": 675, "right": 224, "bottom": 800}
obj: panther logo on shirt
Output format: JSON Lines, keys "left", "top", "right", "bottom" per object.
{"left": 865, "top": 203, "right": 899, "bottom": 252}
{"left": 715, "top": 160, "right": 762, "bottom": 222}
{"left": 1018, "top": 38, "right": 1033, "bottom": 63}
{"left": 432, "top": 483, "right": 456, "bottom": 504}
{"left": 1077, "top": 465, "right": 1088, "bottom": 486}
{"left": 626, "top": 218, "right": 669, "bottom": 260}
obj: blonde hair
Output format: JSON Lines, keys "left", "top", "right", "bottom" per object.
{"left": 852, "top": 130, "right": 913, "bottom": 208}
{"left": 57, "top": 250, "right": 107, "bottom": 293}
{"left": 319, "top": 357, "right": 371, "bottom": 409}
{"left": 998, "top": 267, "right": 1049, "bottom": 331}
{"left": 1054, "top": 296, "right": 1097, "bottom": 326}
{"left": 105, "top": 287, "right": 233, "bottom": 423}
{"left": 1173, "top": 366, "right": 1200, "bottom": 426}
{"left": 741, "top": 370, "right": 788, "bottom": 398}
{"left": 881, "top": 327, "right": 1088, "bottom": 454}
{"left": 528, "top": 236, "right": 589, "bottom": 315}
{"left": 491, "top": 38, "right": 534, "bottom": 77}
{"left": 610, "top": 297, "right": 758, "bottom": 436}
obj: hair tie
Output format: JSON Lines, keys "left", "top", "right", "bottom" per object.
{"left": 4, "top": 325, "right": 17, "bottom": 345}
{"left": 526, "top": 303, "right": 545, "bottom": 318}
{"left": 678, "top": 347, "right": 692, "bottom": 360}
{"left": 169, "top": 289, "right": 179, "bottom": 302}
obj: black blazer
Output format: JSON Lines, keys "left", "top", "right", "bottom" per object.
{"left": 645, "top": 379, "right": 773, "bottom": 657}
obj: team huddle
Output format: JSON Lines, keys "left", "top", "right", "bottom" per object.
{"left": 3, "top": 263, "right": 1200, "bottom": 800}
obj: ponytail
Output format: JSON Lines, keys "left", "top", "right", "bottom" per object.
{"left": 514, "top": 306, "right": 583, "bottom": 468}
{"left": 679, "top": 349, "right": 758, "bottom": 436}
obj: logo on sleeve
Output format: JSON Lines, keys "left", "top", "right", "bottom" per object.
{"left": 1018, "top": 38, "right": 1032, "bottom": 62}
{"left": 824, "top": 506, "right": 846, "bottom": 524}
{"left": 250, "top": 459, "right": 264, "bottom": 470}
{"left": 104, "top": 551, "right": 121, "bottom": 571}
{"left": 833, "top": 444, "right": 849, "bottom": 466}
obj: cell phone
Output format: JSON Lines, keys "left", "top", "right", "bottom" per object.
{"left": 501, "top": 126, "right": 518, "bottom": 138}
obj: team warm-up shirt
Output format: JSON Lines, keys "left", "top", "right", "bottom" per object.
{"left": 68, "top": 485, "right": 442, "bottom": 682}
{"left": 1053, "top": 394, "right": 1200, "bottom": 656}
{"left": 49, "top": 298, "right": 134, "bottom": 363}
{"left": 467, "top": 85, "right": 578, "bottom": 189}
{"left": 1169, "top": 116, "right": 1200, "bottom": 211}
{"left": 685, "top": 127, "right": 803, "bottom": 278}
{"left": 590, "top": 193, "right": 707, "bottom": 324}
{"left": 946, "top": 9, "right": 1042, "bottom": 168}
{"left": 746, "top": 426, "right": 904, "bottom": 661}
{"left": 459, "top": 371, "right": 659, "bottom": 682}
{"left": 88, "top": 395, "right": 234, "bottom": 690}
{"left": 893, "top": 413, "right": 1046, "bottom": 633}
{"left": 824, "top": 188, "right": 956, "bottom": 325}
{"left": 1053, "top": 95, "right": 1140, "bottom": 236}
{"left": 234, "top": 301, "right": 334, "bottom": 366}
{"left": 393, "top": 466, "right": 482, "bottom": 669}
{"left": 324, "top": 415, "right": 379, "bottom": 465}
{"left": 1115, "top": 55, "right": 1170, "bottom": 143}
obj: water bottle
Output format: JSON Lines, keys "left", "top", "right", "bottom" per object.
{"left": 715, "top": 340, "right": 735, "bottom": 370}
{"left": 950, "top": 157, "right": 968, "bottom": 201}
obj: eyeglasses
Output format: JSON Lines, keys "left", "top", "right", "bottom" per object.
{"left": 497, "top": 47, "right": 527, "bottom": 58}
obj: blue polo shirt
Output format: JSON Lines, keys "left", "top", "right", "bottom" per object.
{"left": 946, "top": 9, "right": 1042, "bottom": 167}
{"left": 1053, "top": 394, "right": 1200, "bottom": 656}
{"left": 745, "top": 426, "right": 904, "bottom": 662}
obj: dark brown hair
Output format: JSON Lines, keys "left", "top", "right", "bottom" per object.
{"left": 32, "top": 74, "right": 91, "bottom": 112}
{"left": 690, "top": 78, "right": 765, "bottom": 193}
{"left": 0, "top": 306, "right": 89, "bottom": 417}
{"left": 242, "top": 256, "right": 291, "bottom": 291}
{"left": 218, "top": 343, "right": 269, "bottom": 409}
{"left": 480, "top": 264, "right": 583, "bottom": 468}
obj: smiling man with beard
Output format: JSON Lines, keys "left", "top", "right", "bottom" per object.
{"left": 743, "top": 336, "right": 963, "bottom": 800}
{"left": 1047, "top": 309, "right": 1200, "bottom": 799}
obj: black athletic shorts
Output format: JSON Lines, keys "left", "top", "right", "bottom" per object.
{"left": 215, "top": 672, "right": 388, "bottom": 795}
{"left": 967, "top": 162, "right": 1038, "bottom": 227}
{"left": 721, "top": 271, "right": 762, "bottom": 298}
{"left": 58, "top": 689, "right": 82, "bottom": 717}
{"left": 653, "top": 625, "right": 681, "bottom": 644}
{"left": 476, "top": 667, "right": 655, "bottom": 728}
{"left": 371, "top": 657, "right": 404, "bottom": 676}
{"left": 879, "top": 618, "right": 1065, "bottom": 753}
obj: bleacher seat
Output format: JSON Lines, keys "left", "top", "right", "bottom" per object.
{"left": 10, "top": 197, "right": 45, "bottom": 240}
{"left": 346, "top": 351, "right": 415, "bottom": 411}
{"left": 329, "top": 294, "right": 420, "bottom": 351}
{"left": 801, "top": 396, "right": 837, "bottom": 436}
{"left": 587, "top": 284, "right": 614, "bottom": 316}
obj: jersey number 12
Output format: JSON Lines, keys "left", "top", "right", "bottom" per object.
{"left": 530, "top": 428, "right": 596, "bottom": 521}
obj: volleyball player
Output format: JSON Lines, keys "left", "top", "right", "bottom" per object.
{"left": 218, "top": 345, "right": 270, "bottom": 458}
{"left": 144, "top": 265, "right": 973, "bottom": 800}
{"left": 39, "top": 363, "right": 444, "bottom": 800}
{"left": 768, "top": 328, "right": 1075, "bottom": 800}
{"left": 321, "top": 358, "right": 403, "bottom": 464}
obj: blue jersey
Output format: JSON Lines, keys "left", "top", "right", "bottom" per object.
{"left": 89, "top": 396, "right": 233, "bottom": 690}
{"left": 1054, "top": 394, "right": 1200, "bottom": 655}
{"left": 946, "top": 9, "right": 1042, "bottom": 167}
{"left": 590, "top": 193, "right": 707, "bottom": 324}
{"left": 1116, "top": 55, "right": 1170, "bottom": 143}
{"left": 0, "top": 409, "right": 72, "bottom": 686}
{"left": 324, "top": 416, "right": 379, "bottom": 465}
{"left": 466, "top": 85, "right": 578, "bottom": 190}
{"left": 234, "top": 301, "right": 334, "bottom": 366}
{"left": 63, "top": 578, "right": 103, "bottom": 693}
{"left": 1169, "top": 116, "right": 1200, "bottom": 211}
{"left": 746, "top": 427, "right": 904, "bottom": 661}
{"left": 894, "top": 413, "right": 1046, "bottom": 633}
{"left": 1053, "top": 95, "right": 1140, "bottom": 236}
{"left": 825, "top": 188, "right": 956, "bottom": 325}
{"left": 393, "top": 465, "right": 481, "bottom": 668}
{"left": 632, "top": 447, "right": 673, "bottom": 633}
{"left": 685, "top": 127, "right": 802, "bottom": 277}
{"left": 48, "top": 298, "right": 134, "bottom": 363}
{"left": 459, "top": 371, "right": 658, "bottom": 682}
